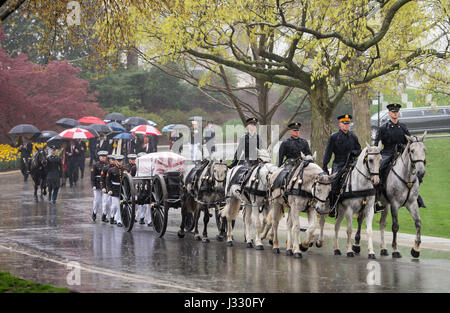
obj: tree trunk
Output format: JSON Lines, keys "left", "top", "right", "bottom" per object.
{"left": 351, "top": 86, "right": 371, "bottom": 146}
{"left": 256, "top": 78, "right": 273, "bottom": 146}
{"left": 310, "top": 83, "right": 334, "bottom": 164}
{"left": 126, "top": 49, "right": 138, "bottom": 69}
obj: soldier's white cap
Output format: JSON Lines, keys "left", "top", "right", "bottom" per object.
{"left": 127, "top": 154, "right": 137, "bottom": 159}
{"left": 114, "top": 155, "right": 125, "bottom": 161}
{"left": 98, "top": 150, "right": 108, "bottom": 156}
{"left": 137, "top": 152, "right": 147, "bottom": 158}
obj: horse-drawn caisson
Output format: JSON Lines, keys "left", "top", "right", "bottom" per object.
{"left": 119, "top": 152, "right": 185, "bottom": 237}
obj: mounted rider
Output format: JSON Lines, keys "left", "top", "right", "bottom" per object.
{"left": 322, "top": 114, "right": 362, "bottom": 217}
{"left": 228, "top": 117, "right": 261, "bottom": 169}
{"left": 374, "top": 103, "right": 426, "bottom": 209}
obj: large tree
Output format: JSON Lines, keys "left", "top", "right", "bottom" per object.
{"left": 18, "top": 0, "right": 449, "bottom": 159}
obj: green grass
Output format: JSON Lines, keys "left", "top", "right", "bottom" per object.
{"left": 319, "top": 137, "right": 450, "bottom": 238}
{"left": 0, "top": 271, "right": 71, "bottom": 293}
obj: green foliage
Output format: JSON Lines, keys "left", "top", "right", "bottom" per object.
{"left": 0, "top": 271, "right": 71, "bottom": 293}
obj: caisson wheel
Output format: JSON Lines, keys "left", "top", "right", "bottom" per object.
{"left": 120, "top": 173, "right": 136, "bottom": 232}
{"left": 151, "top": 175, "right": 169, "bottom": 237}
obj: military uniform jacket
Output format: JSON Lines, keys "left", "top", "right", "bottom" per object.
{"left": 278, "top": 136, "right": 311, "bottom": 166}
{"left": 374, "top": 120, "right": 410, "bottom": 156}
{"left": 91, "top": 161, "right": 105, "bottom": 189}
{"left": 106, "top": 166, "right": 122, "bottom": 197}
{"left": 204, "top": 127, "right": 215, "bottom": 143}
{"left": 323, "top": 130, "right": 361, "bottom": 170}
{"left": 101, "top": 164, "right": 111, "bottom": 192}
{"left": 122, "top": 163, "right": 137, "bottom": 177}
{"left": 230, "top": 133, "right": 261, "bottom": 168}
{"left": 46, "top": 155, "right": 62, "bottom": 180}
{"left": 19, "top": 143, "right": 33, "bottom": 159}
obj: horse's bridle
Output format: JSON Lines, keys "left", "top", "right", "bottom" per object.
{"left": 311, "top": 173, "right": 332, "bottom": 203}
{"left": 407, "top": 141, "right": 426, "bottom": 169}
{"left": 357, "top": 150, "right": 381, "bottom": 181}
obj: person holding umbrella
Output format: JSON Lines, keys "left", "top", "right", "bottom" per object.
{"left": 46, "top": 145, "right": 63, "bottom": 204}
{"left": 76, "top": 138, "right": 87, "bottom": 179}
{"left": 66, "top": 139, "right": 81, "bottom": 187}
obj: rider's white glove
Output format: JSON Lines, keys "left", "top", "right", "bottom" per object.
{"left": 108, "top": 191, "right": 112, "bottom": 195}
{"left": 102, "top": 188, "right": 106, "bottom": 193}
{"left": 93, "top": 186, "right": 96, "bottom": 190}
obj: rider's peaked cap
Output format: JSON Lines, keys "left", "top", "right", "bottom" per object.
{"left": 387, "top": 103, "right": 401, "bottom": 112}
{"left": 127, "top": 154, "right": 137, "bottom": 159}
{"left": 288, "top": 122, "right": 301, "bottom": 130}
{"left": 245, "top": 117, "right": 258, "bottom": 125}
{"left": 337, "top": 114, "right": 352, "bottom": 124}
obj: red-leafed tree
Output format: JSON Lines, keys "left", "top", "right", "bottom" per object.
{"left": 0, "top": 29, "right": 104, "bottom": 143}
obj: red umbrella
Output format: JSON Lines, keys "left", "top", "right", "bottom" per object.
{"left": 130, "top": 124, "right": 161, "bottom": 136}
{"left": 59, "top": 127, "right": 94, "bottom": 139}
{"left": 78, "top": 116, "right": 106, "bottom": 125}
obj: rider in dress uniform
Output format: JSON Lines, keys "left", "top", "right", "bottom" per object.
{"left": 91, "top": 150, "right": 108, "bottom": 222}
{"left": 228, "top": 117, "right": 261, "bottom": 168}
{"left": 106, "top": 155, "right": 124, "bottom": 227}
{"left": 322, "top": 114, "right": 362, "bottom": 217}
{"left": 203, "top": 121, "right": 216, "bottom": 157}
{"left": 277, "top": 122, "right": 311, "bottom": 167}
{"left": 18, "top": 139, "right": 33, "bottom": 181}
{"left": 374, "top": 103, "right": 426, "bottom": 208}
{"left": 46, "top": 145, "right": 62, "bottom": 204}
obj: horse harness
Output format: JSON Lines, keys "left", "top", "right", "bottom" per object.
{"left": 389, "top": 140, "right": 426, "bottom": 207}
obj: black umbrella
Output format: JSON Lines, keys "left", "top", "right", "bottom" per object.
{"left": 123, "top": 116, "right": 150, "bottom": 127}
{"left": 89, "top": 123, "right": 112, "bottom": 134}
{"left": 79, "top": 125, "right": 100, "bottom": 138}
{"left": 8, "top": 124, "right": 40, "bottom": 136}
{"left": 104, "top": 112, "right": 126, "bottom": 122}
{"left": 47, "top": 135, "right": 64, "bottom": 149}
{"left": 32, "top": 130, "right": 59, "bottom": 142}
{"left": 56, "top": 118, "right": 80, "bottom": 129}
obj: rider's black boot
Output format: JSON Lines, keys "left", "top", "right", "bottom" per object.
{"left": 417, "top": 195, "right": 426, "bottom": 208}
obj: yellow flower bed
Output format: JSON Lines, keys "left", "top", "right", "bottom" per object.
{"left": 0, "top": 143, "right": 46, "bottom": 170}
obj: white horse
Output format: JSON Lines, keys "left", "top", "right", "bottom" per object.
{"left": 377, "top": 133, "right": 427, "bottom": 258}
{"left": 328, "top": 143, "right": 382, "bottom": 259}
{"left": 220, "top": 149, "right": 270, "bottom": 247}
{"left": 269, "top": 153, "right": 337, "bottom": 257}
{"left": 240, "top": 149, "right": 279, "bottom": 250}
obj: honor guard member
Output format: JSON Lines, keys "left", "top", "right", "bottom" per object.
{"left": 134, "top": 152, "right": 151, "bottom": 226}
{"left": 101, "top": 155, "right": 115, "bottom": 223}
{"left": 18, "top": 139, "right": 33, "bottom": 181}
{"left": 46, "top": 145, "right": 62, "bottom": 204}
{"left": 91, "top": 150, "right": 108, "bottom": 222}
{"left": 123, "top": 154, "right": 137, "bottom": 177}
{"left": 107, "top": 155, "right": 124, "bottom": 227}
{"left": 229, "top": 117, "right": 261, "bottom": 168}
{"left": 374, "top": 103, "right": 426, "bottom": 208}
{"left": 323, "top": 114, "right": 361, "bottom": 217}
{"left": 278, "top": 122, "right": 311, "bottom": 167}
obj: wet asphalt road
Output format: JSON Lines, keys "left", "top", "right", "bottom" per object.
{"left": 0, "top": 169, "right": 450, "bottom": 293}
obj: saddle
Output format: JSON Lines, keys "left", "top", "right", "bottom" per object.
{"left": 283, "top": 160, "right": 313, "bottom": 199}
{"left": 244, "top": 164, "right": 267, "bottom": 198}
{"left": 186, "top": 160, "right": 209, "bottom": 196}
{"left": 227, "top": 163, "right": 255, "bottom": 195}
{"left": 271, "top": 158, "right": 301, "bottom": 191}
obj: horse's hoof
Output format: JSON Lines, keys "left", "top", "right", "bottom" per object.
{"left": 411, "top": 248, "right": 420, "bottom": 258}
{"left": 273, "top": 248, "right": 280, "bottom": 254}
{"left": 347, "top": 252, "right": 354, "bottom": 257}
{"left": 392, "top": 251, "right": 402, "bottom": 258}
{"left": 246, "top": 242, "right": 254, "bottom": 248}
{"left": 352, "top": 245, "right": 361, "bottom": 254}
{"left": 294, "top": 252, "right": 302, "bottom": 259}
{"left": 202, "top": 238, "right": 210, "bottom": 243}
{"left": 194, "top": 235, "right": 202, "bottom": 241}
{"left": 256, "top": 245, "right": 264, "bottom": 251}
{"left": 177, "top": 232, "right": 185, "bottom": 239}
{"left": 216, "top": 235, "right": 224, "bottom": 242}
{"left": 269, "top": 240, "right": 273, "bottom": 246}
{"left": 380, "top": 249, "right": 389, "bottom": 256}
{"left": 334, "top": 249, "right": 342, "bottom": 256}
{"left": 299, "top": 244, "right": 309, "bottom": 252}
{"left": 286, "top": 249, "right": 293, "bottom": 256}
{"left": 368, "top": 253, "right": 376, "bottom": 259}
{"left": 315, "top": 241, "right": 323, "bottom": 248}
{"left": 227, "top": 241, "right": 233, "bottom": 247}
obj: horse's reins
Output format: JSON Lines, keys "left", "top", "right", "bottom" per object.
{"left": 390, "top": 140, "right": 425, "bottom": 207}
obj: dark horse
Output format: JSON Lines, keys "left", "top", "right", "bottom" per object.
{"left": 30, "top": 148, "right": 48, "bottom": 201}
